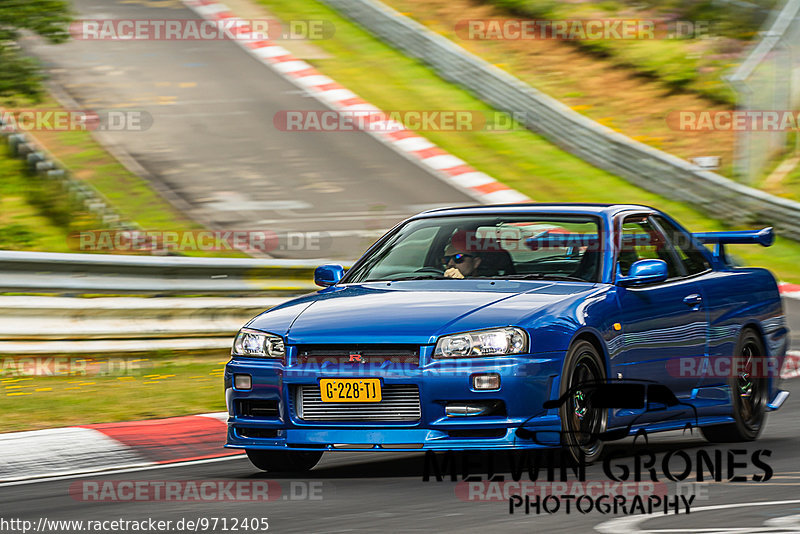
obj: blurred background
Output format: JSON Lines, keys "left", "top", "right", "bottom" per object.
{"left": 2, "top": 0, "right": 799, "bottom": 437}
{"left": 2, "top": 0, "right": 800, "bottom": 530}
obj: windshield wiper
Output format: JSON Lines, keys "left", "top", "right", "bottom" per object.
{"left": 478, "top": 274, "right": 590, "bottom": 282}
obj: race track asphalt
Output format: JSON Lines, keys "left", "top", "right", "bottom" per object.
{"left": 3, "top": 297, "right": 798, "bottom": 534}
{"left": 21, "top": 0, "right": 477, "bottom": 260}
{"left": 10, "top": 1, "right": 800, "bottom": 531}
{"left": 2, "top": 377, "right": 799, "bottom": 533}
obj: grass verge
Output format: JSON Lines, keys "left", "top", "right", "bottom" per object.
{"left": 258, "top": 0, "right": 800, "bottom": 282}
{"left": 0, "top": 351, "right": 228, "bottom": 433}
{"left": 473, "top": 0, "right": 766, "bottom": 105}
{"left": 1, "top": 95, "right": 248, "bottom": 256}
{"left": 0, "top": 150, "right": 77, "bottom": 251}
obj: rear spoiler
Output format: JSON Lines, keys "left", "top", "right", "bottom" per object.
{"left": 693, "top": 227, "right": 774, "bottom": 262}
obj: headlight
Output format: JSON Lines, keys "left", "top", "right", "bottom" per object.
{"left": 232, "top": 328, "right": 285, "bottom": 359}
{"left": 434, "top": 327, "right": 528, "bottom": 358}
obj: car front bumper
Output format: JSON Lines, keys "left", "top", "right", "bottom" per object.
{"left": 224, "top": 350, "right": 566, "bottom": 452}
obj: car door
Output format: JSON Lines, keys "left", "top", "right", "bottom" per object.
{"left": 615, "top": 214, "right": 709, "bottom": 406}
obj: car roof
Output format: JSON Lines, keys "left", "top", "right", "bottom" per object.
{"left": 411, "top": 203, "right": 657, "bottom": 219}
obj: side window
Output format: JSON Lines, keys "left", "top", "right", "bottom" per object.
{"left": 652, "top": 215, "right": 711, "bottom": 276}
{"left": 618, "top": 215, "right": 681, "bottom": 278}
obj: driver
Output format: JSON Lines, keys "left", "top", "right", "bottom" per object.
{"left": 442, "top": 241, "right": 482, "bottom": 279}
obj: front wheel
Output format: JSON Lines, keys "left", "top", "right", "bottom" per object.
{"left": 245, "top": 450, "right": 323, "bottom": 473}
{"left": 701, "top": 329, "right": 768, "bottom": 443}
{"left": 559, "top": 340, "right": 607, "bottom": 464}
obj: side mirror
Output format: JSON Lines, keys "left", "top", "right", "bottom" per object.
{"left": 617, "top": 259, "right": 668, "bottom": 287}
{"left": 314, "top": 264, "right": 344, "bottom": 287}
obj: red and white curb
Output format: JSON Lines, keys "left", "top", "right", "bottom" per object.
{"left": 782, "top": 350, "right": 800, "bottom": 380}
{"left": 0, "top": 413, "right": 237, "bottom": 483}
{"left": 780, "top": 283, "right": 800, "bottom": 300}
{"left": 181, "top": 0, "right": 529, "bottom": 205}
{"left": 2, "top": 344, "right": 799, "bottom": 483}
{"left": 1, "top": 279, "right": 798, "bottom": 481}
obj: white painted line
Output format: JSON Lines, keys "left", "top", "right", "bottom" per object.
{"left": 369, "top": 120, "right": 406, "bottom": 133}
{"left": 340, "top": 103, "right": 381, "bottom": 112}
{"left": 0, "top": 455, "right": 246, "bottom": 487}
{"left": 293, "top": 75, "right": 335, "bottom": 87}
{"left": 421, "top": 154, "right": 467, "bottom": 170}
{"left": 482, "top": 189, "right": 530, "bottom": 203}
{"left": 195, "top": 412, "right": 230, "bottom": 422}
{"left": 393, "top": 137, "right": 435, "bottom": 152}
{"left": 194, "top": 4, "right": 228, "bottom": 16}
{"left": 0, "top": 427, "right": 145, "bottom": 482}
{"left": 273, "top": 61, "right": 311, "bottom": 74}
{"left": 253, "top": 46, "right": 291, "bottom": 59}
{"left": 450, "top": 171, "right": 495, "bottom": 188}
{"left": 594, "top": 499, "right": 800, "bottom": 533}
{"left": 316, "top": 89, "right": 358, "bottom": 103}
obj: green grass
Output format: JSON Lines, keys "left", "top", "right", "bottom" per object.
{"left": 259, "top": 0, "right": 800, "bottom": 282}
{"left": 2, "top": 94, "right": 200, "bottom": 234}
{"left": 0, "top": 151, "right": 76, "bottom": 251}
{"left": 0, "top": 351, "right": 228, "bottom": 432}
{"left": 1, "top": 95, "right": 249, "bottom": 257}
{"left": 45, "top": 130, "right": 197, "bottom": 232}
{"left": 476, "top": 0, "right": 766, "bottom": 105}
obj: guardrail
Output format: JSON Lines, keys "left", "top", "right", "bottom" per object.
{"left": 0, "top": 295, "right": 285, "bottom": 353}
{"left": 0, "top": 250, "right": 339, "bottom": 295}
{"left": 320, "top": 0, "right": 800, "bottom": 240}
{"left": 0, "top": 251, "right": 351, "bottom": 353}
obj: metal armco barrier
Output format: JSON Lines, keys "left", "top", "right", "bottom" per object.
{"left": 320, "top": 0, "right": 800, "bottom": 240}
{"left": 0, "top": 250, "right": 340, "bottom": 295}
{"left": 0, "top": 251, "right": 352, "bottom": 353}
{"left": 0, "top": 295, "right": 285, "bottom": 353}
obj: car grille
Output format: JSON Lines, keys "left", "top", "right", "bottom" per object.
{"left": 294, "top": 384, "right": 421, "bottom": 421}
{"left": 294, "top": 344, "right": 419, "bottom": 366}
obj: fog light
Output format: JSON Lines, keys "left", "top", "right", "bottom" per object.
{"left": 234, "top": 374, "right": 252, "bottom": 390}
{"left": 446, "top": 403, "right": 491, "bottom": 416}
{"left": 472, "top": 373, "right": 500, "bottom": 390}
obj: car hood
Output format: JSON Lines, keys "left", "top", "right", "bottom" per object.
{"left": 247, "top": 280, "right": 599, "bottom": 345}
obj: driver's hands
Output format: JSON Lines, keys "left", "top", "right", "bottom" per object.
{"left": 444, "top": 267, "right": 464, "bottom": 279}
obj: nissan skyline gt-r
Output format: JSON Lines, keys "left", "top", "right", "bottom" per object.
{"left": 224, "top": 203, "right": 790, "bottom": 472}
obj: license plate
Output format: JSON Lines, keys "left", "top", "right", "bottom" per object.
{"left": 319, "top": 378, "right": 382, "bottom": 402}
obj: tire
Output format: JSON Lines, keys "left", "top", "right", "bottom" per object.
{"left": 245, "top": 450, "right": 323, "bottom": 473}
{"left": 559, "top": 340, "right": 607, "bottom": 464}
{"left": 701, "top": 329, "right": 768, "bottom": 443}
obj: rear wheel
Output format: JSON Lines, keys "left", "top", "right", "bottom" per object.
{"left": 560, "top": 340, "right": 607, "bottom": 464}
{"left": 245, "top": 450, "right": 323, "bottom": 473}
{"left": 701, "top": 329, "right": 768, "bottom": 443}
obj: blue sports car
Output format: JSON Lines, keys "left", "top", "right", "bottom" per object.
{"left": 224, "top": 204, "right": 789, "bottom": 471}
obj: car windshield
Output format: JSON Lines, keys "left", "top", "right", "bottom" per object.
{"left": 344, "top": 214, "right": 603, "bottom": 283}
